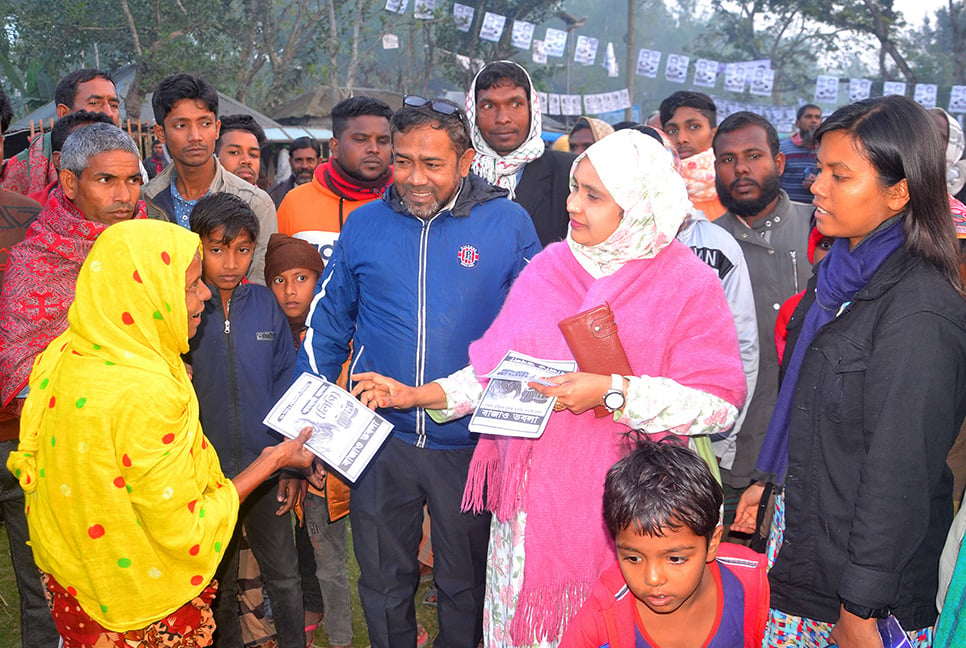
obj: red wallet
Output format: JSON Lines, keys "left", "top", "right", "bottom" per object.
{"left": 557, "top": 302, "right": 632, "bottom": 417}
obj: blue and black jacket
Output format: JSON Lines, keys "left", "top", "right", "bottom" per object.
{"left": 296, "top": 173, "right": 542, "bottom": 450}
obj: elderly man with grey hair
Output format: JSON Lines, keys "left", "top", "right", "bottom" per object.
{"left": 0, "top": 126, "right": 146, "bottom": 636}
{"left": 0, "top": 122, "right": 144, "bottom": 646}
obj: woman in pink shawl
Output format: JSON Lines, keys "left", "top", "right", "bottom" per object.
{"left": 353, "top": 129, "right": 746, "bottom": 646}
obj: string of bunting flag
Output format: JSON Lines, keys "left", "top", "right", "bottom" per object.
{"left": 381, "top": 0, "right": 966, "bottom": 121}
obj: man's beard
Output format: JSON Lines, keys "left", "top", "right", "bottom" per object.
{"left": 717, "top": 170, "right": 782, "bottom": 218}
{"left": 800, "top": 128, "right": 816, "bottom": 147}
{"left": 294, "top": 169, "right": 314, "bottom": 185}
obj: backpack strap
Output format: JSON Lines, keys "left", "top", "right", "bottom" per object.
{"left": 716, "top": 542, "right": 770, "bottom": 648}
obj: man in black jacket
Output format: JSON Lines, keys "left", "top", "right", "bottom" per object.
{"left": 466, "top": 60, "right": 575, "bottom": 246}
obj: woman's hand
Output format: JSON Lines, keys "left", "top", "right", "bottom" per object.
{"left": 351, "top": 372, "right": 447, "bottom": 411}
{"left": 276, "top": 474, "right": 301, "bottom": 515}
{"left": 528, "top": 372, "right": 612, "bottom": 415}
{"left": 731, "top": 482, "right": 766, "bottom": 534}
{"left": 829, "top": 606, "right": 884, "bottom": 648}
{"left": 351, "top": 371, "right": 419, "bottom": 410}
{"left": 272, "top": 426, "right": 316, "bottom": 471}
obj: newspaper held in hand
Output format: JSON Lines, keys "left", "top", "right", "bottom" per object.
{"left": 469, "top": 351, "right": 576, "bottom": 439}
{"left": 263, "top": 372, "right": 394, "bottom": 482}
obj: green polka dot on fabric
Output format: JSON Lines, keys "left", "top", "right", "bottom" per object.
{"left": 126, "top": 485, "right": 132, "bottom": 493}
{"left": 14, "top": 469, "right": 20, "bottom": 478}
{"left": 50, "top": 437, "right": 55, "bottom": 447}
{"left": 164, "top": 302, "right": 171, "bottom": 312}
{"left": 199, "top": 508, "right": 205, "bottom": 518}
{"left": 75, "top": 398, "right": 86, "bottom": 408}
{"left": 39, "top": 379, "right": 48, "bottom": 389}
{"left": 117, "top": 558, "right": 131, "bottom": 568}
{"left": 39, "top": 469, "right": 44, "bottom": 478}
{"left": 100, "top": 604, "right": 108, "bottom": 613}
{"left": 93, "top": 344, "right": 101, "bottom": 350}
{"left": 152, "top": 310, "right": 163, "bottom": 320}
{"left": 214, "top": 541, "right": 222, "bottom": 552}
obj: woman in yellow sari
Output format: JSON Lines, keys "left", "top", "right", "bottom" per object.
{"left": 8, "top": 218, "right": 313, "bottom": 647}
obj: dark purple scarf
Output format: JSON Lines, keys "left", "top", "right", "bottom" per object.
{"left": 755, "top": 218, "right": 906, "bottom": 483}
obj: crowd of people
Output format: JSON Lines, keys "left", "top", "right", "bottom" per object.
{"left": 0, "top": 58, "right": 965, "bottom": 648}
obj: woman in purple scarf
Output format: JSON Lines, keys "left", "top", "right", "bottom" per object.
{"left": 733, "top": 96, "right": 966, "bottom": 648}
{"left": 353, "top": 129, "right": 746, "bottom": 646}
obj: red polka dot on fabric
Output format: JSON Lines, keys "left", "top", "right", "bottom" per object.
{"left": 201, "top": 439, "right": 207, "bottom": 450}
{"left": 88, "top": 525, "right": 105, "bottom": 539}
{"left": 113, "top": 477, "right": 125, "bottom": 488}
{"left": 187, "top": 499, "right": 197, "bottom": 513}
{"left": 122, "top": 454, "right": 132, "bottom": 467}
{"left": 67, "top": 586, "right": 77, "bottom": 597}
{"left": 133, "top": 270, "right": 142, "bottom": 283}
{"left": 162, "top": 433, "right": 175, "bottom": 445}
{"left": 121, "top": 312, "right": 134, "bottom": 326}
{"left": 161, "top": 251, "right": 171, "bottom": 265}
{"left": 190, "top": 575, "right": 203, "bottom": 586}
{"left": 48, "top": 397, "right": 55, "bottom": 408}
{"left": 189, "top": 544, "right": 200, "bottom": 556}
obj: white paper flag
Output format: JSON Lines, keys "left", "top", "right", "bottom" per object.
{"left": 693, "top": 59, "right": 718, "bottom": 88}
{"left": 535, "top": 92, "right": 548, "bottom": 114}
{"left": 636, "top": 49, "right": 661, "bottom": 78}
{"left": 914, "top": 83, "right": 938, "bottom": 108}
{"left": 603, "top": 92, "right": 618, "bottom": 112}
{"left": 511, "top": 21, "right": 534, "bottom": 49}
{"left": 548, "top": 93, "right": 561, "bottom": 115}
{"left": 544, "top": 28, "right": 567, "bottom": 57}
{"left": 480, "top": 12, "right": 506, "bottom": 42}
{"left": 724, "top": 64, "right": 746, "bottom": 93}
{"left": 815, "top": 75, "right": 839, "bottom": 103}
{"left": 617, "top": 88, "right": 631, "bottom": 110}
{"left": 561, "top": 94, "right": 583, "bottom": 116}
{"left": 749, "top": 68, "right": 774, "bottom": 96}
{"left": 532, "top": 40, "right": 547, "bottom": 64}
{"left": 583, "top": 94, "right": 601, "bottom": 114}
{"left": 574, "top": 35, "right": 598, "bottom": 65}
{"left": 665, "top": 54, "right": 689, "bottom": 84}
{"left": 385, "top": 0, "right": 407, "bottom": 13}
{"left": 883, "top": 81, "right": 906, "bottom": 97}
{"left": 382, "top": 34, "right": 399, "bottom": 49}
{"left": 848, "top": 78, "right": 872, "bottom": 103}
{"left": 603, "top": 42, "right": 618, "bottom": 78}
{"left": 414, "top": 0, "right": 435, "bottom": 19}
{"left": 453, "top": 3, "right": 474, "bottom": 32}
{"left": 950, "top": 86, "right": 966, "bottom": 113}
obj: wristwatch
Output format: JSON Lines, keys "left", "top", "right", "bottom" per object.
{"left": 841, "top": 599, "right": 890, "bottom": 619}
{"left": 603, "top": 374, "right": 626, "bottom": 412}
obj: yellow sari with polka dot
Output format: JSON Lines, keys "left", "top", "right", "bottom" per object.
{"left": 8, "top": 219, "right": 239, "bottom": 632}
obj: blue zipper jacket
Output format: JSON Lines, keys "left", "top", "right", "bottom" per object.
{"left": 190, "top": 282, "right": 295, "bottom": 478}
{"left": 296, "top": 173, "right": 542, "bottom": 449}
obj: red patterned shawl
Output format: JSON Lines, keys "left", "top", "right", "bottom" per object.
{"left": 0, "top": 132, "right": 58, "bottom": 197}
{"left": 0, "top": 186, "right": 147, "bottom": 405}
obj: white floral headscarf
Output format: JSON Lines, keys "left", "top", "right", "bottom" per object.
{"left": 932, "top": 108, "right": 966, "bottom": 195}
{"left": 567, "top": 129, "right": 691, "bottom": 278}
{"left": 466, "top": 61, "right": 546, "bottom": 198}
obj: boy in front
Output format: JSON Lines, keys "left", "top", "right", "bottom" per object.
{"left": 187, "top": 192, "right": 302, "bottom": 648}
{"left": 561, "top": 441, "right": 768, "bottom": 648}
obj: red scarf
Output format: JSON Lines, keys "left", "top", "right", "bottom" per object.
{"left": 316, "top": 158, "right": 392, "bottom": 201}
{"left": 0, "top": 186, "right": 147, "bottom": 406}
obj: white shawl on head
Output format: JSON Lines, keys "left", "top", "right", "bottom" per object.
{"left": 466, "top": 61, "right": 546, "bottom": 197}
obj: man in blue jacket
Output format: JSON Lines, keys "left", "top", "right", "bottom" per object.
{"left": 297, "top": 97, "right": 541, "bottom": 648}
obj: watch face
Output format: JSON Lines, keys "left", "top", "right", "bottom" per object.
{"left": 604, "top": 391, "right": 624, "bottom": 410}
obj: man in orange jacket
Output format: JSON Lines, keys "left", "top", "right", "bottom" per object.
{"left": 276, "top": 96, "right": 393, "bottom": 264}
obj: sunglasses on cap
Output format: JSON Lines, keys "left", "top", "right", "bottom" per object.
{"left": 403, "top": 95, "right": 468, "bottom": 124}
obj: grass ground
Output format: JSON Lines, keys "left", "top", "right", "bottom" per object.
{"left": 0, "top": 522, "right": 441, "bottom": 647}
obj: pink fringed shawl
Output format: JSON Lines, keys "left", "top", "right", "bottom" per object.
{"left": 462, "top": 241, "right": 744, "bottom": 644}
